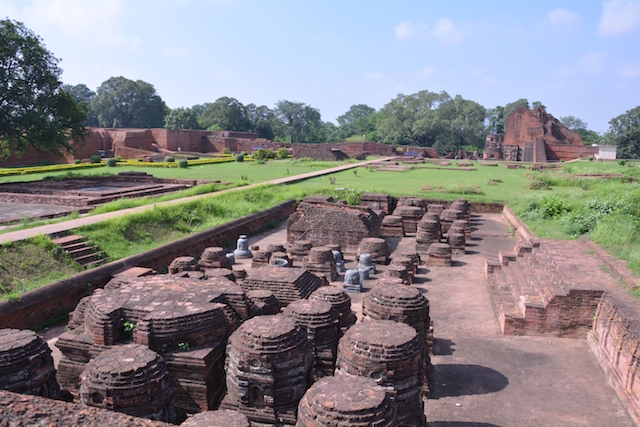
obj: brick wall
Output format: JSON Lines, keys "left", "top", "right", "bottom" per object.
{"left": 588, "top": 293, "right": 640, "bottom": 425}
{"left": 0, "top": 200, "right": 297, "bottom": 330}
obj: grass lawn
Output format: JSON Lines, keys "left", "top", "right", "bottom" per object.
{"left": 0, "top": 158, "right": 355, "bottom": 185}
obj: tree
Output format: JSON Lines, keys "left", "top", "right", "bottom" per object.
{"left": 532, "top": 101, "right": 547, "bottom": 109}
{"left": 245, "top": 103, "right": 284, "bottom": 140}
{"left": 164, "top": 107, "right": 202, "bottom": 130}
{"left": 62, "top": 83, "right": 98, "bottom": 126}
{"left": 199, "top": 97, "right": 251, "bottom": 131}
{"left": 560, "top": 116, "right": 602, "bottom": 145}
{"left": 337, "top": 104, "right": 376, "bottom": 138}
{"left": 91, "top": 77, "right": 167, "bottom": 128}
{"left": 275, "top": 101, "right": 324, "bottom": 143}
{"left": 605, "top": 106, "right": 640, "bottom": 159}
{"left": 0, "top": 19, "right": 88, "bottom": 159}
{"left": 486, "top": 106, "right": 504, "bottom": 134}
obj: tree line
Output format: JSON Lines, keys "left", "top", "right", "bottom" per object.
{"left": 2, "top": 18, "right": 640, "bottom": 159}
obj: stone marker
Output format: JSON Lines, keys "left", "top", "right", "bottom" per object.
{"left": 343, "top": 269, "right": 362, "bottom": 293}
{"left": 357, "top": 253, "right": 376, "bottom": 274}
{"left": 233, "top": 235, "right": 252, "bottom": 259}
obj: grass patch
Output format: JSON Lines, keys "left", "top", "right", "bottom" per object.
{"left": 78, "top": 184, "right": 318, "bottom": 262}
{"left": 0, "top": 235, "right": 82, "bottom": 301}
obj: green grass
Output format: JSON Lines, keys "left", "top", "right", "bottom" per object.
{"left": 0, "top": 158, "right": 355, "bottom": 185}
{"left": 0, "top": 235, "right": 82, "bottom": 301}
{"left": 78, "top": 184, "right": 319, "bottom": 261}
{"left": 296, "top": 160, "right": 532, "bottom": 202}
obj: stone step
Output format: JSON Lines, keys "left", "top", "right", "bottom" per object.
{"left": 67, "top": 245, "right": 100, "bottom": 258}
{"left": 52, "top": 235, "right": 86, "bottom": 247}
{"left": 528, "top": 247, "right": 568, "bottom": 299}
{"left": 86, "top": 185, "right": 189, "bottom": 205}
{"left": 74, "top": 251, "right": 106, "bottom": 266}
{"left": 506, "top": 260, "right": 546, "bottom": 311}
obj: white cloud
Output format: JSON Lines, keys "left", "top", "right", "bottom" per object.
{"left": 364, "top": 72, "right": 383, "bottom": 83}
{"left": 394, "top": 20, "right": 427, "bottom": 41}
{"left": 429, "top": 18, "right": 464, "bottom": 45}
{"left": 618, "top": 59, "right": 640, "bottom": 77}
{"left": 547, "top": 8, "right": 580, "bottom": 24}
{"left": 581, "top": 51, "right": 608, "bottom": 75}
{"left": 598, "top": 0, "right": 640, "bottom": 35}
{"left": 421, "top": 66, "right": 437, "bottom": 78}
{"left": 6, "top": 0, "right": 141, "bottom": 47}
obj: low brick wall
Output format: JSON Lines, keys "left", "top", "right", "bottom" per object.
{"left": 502, "top": 205, "right": 536, "bottom": 241}
{"left": 390, "top": 198, "right": 504, "bottom": 215}
{"left": 0, "top": 200, "right": 297, "bottom": 330}
{"left": 588, "top": 293, "right": 640, "bottom": 425}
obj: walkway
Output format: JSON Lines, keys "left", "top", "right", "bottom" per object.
{"left": 0, "top": 157, "right": 392, "bottom": 244}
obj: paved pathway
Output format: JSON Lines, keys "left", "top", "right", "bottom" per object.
{"left": 0, "top": 157, "right": 392, "bottom": 244}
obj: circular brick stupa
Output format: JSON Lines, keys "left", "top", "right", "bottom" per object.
{"left": 336, "top": 321, "right": 426, "bottom": 426}
{"left": 247, "top": 290, "right": 280, "bottom": 316}
{"left": 383, "top": 264, "right": 412, "bottom": 285}
{"left": 199, "top": 247, "right": 231, "bottom": 269}
{"left": 309, "top": 286, "right": 357, "bottom": 335}
{"left": 283, "top": 299, "right": 340, "bottom": 379}
{"left": 80, "top": 344, "right": 176, "bottom": 422}
{"left": 296, "top": 376, "right": 398, "bottom": 427}
{"left": 303, "top": 247, "right": 338, "bottom": 282}
{"left": 181, "top": 409, "right": 250, "bottom": 427}
{"left": 439, "top": 209, "right": 464, "bottom": 234}
{"left": 426, "top": 243, "right": 452, "bottom": 267}
{"left": 0, "top": 329, "right": 60, "bottom": 398}
{"left": 358, "top": 238, "right": 390, "bottom": 264}
{"left": 222, "top": 315, "right": 313, "bottom": 426}
{"left": 363, "top": 284, "right": 432, "bottom": 393}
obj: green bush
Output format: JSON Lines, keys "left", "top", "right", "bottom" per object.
{"left": 618, "top": 159, "right": 626, "bottom": 166}
{"left": 178, "top": 160, "right": 188, "bottom": 168}
{"left": 235, "top": 154, "right": 244, "bottom": 162}
{"left": 588, "top": 156, "right": 594, "bottom": 161}
{"left": 164, "top": 156, "right": 175, "bottom": 163}
{"left": 525, "top": 195, "right": 570, "bottom": 220}
{"left": 333, "top": 188, "right": 365, "bottom": 205}
{"left": 106, "top": 158, "right": 117, "bottom": 167}
{"left": 222, "top": 147, "right": 231, "bottom": 155}
{"left": 137, "top": 158, "right": 144, "bottom": 162}
{"left": 74, "top": 159, "right": 81, "bottom": 164}
{"left": 277, "top": 148, "right": 289, "bottom": 159}
{"left": 90, "top": 154, "right": 101, "bottom": 164}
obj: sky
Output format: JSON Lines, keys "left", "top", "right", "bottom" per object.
{"left": 2, "top": 0, "right": 640, "bottom": 132}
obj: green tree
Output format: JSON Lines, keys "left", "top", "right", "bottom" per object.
{"left": 245, "top": 103, "right": 284, "bottom": 140}
{"left": 337, "top": 104, "right": 376, "bottom": 138}
{"left": 164, "top": 107, "right": 202, "bottom": 130}
{"left": 275, "top": 100, "right": 324, "bottom": 143}
{"left": 605, "top": 106, "right": 640, "bottom": 159}
{"left": 560, "top": 115, "right": 602, "bottom": 145}
{"left": 91, "top": 76, "right": 167, "bottom": 128}
{"left": 199, "top": 97, "right": 251, "bottom": 131}
{"left": 486, "top": 106, "right": 504, "bottom": 134}
{"left": 62, "top": 83, "right": 98, "bottom": 126}
{"left": 0, "top": 19, "right": 88, "bottom": 159}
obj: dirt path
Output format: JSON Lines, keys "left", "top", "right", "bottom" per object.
{"left": 0, "top": 157, "right": 391, "bottom": 245}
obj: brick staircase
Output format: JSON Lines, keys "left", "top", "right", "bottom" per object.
{"left": 51, "top": 235, "right": 107, "bottom": 269}
{"left": 485, "top": 240, "right": 604, "bottom": 338}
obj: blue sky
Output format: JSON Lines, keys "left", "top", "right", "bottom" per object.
{"left": 2, "top": 0, "right": 640, "bottom": 132}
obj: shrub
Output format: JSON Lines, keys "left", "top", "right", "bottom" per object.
{"left": 222, "top": 147, "right": 231, "bottom": 155}
{"left": 164, "top": 156, "right": 175, "bottom": 163}
{"left": 618, "top": 159, "right": 626, "bottom": 166}
{"left": 90, "top": 154, "right": 101, "bottom": 164}
{"left": 106, "top": 158, "right": 117, "bottom": 167}
{"left": 564, "top": 211, "right": 600, "bottom": 236}
{"left": 588, "top": 156, "right": 594, "bottom": 161}
{"left": 137, "top": 158, "right": 144, "bottom": 162}
{"left": 235, "top": 154, "right": 244, "bottom": 162}
{"left": 525, "top": 195, "right": 570, "bottom": 220}
{"left": 74, "top": 159, "right": 81, "bottom": 164}
{"left": 241, "top": 151, "right": 247, "bottom": 157}
{"left": 333, "top": 188, "right": 365, "bottom": 205}
{"left": 178, "top": 159, "right": 188, "bottom": 168}
{"left": 277, "top": 147, "right": 289, "bottom": 159}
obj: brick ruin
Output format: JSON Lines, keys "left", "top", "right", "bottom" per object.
{"left": 0, "top": 172, "right": 200, "bottom": 208}
{"left": 221, "top": 315, "right": 313, "bottom": 425}
{"left": 0, "top": 329, "right": 61, "bottom": 399}
{"left": 484, "top": 107, "right": 596, "bottom": 162}
{"left": 296, "top": 376, "right": 398, "bottom": 427}
{"left": 56, "top": 275, "right": 237, "bottom": 412}
{"left": 291, "top": 142, "right": 395, "bottom": 161}
{"left": 291, "top": 144, "right": 350, "bottom": 161}
{"left": 241, "top": 268, "right": 323, "bottom": 306}
{"left": 335, "top": 320, "right": 426, "bottom": 426}
{"left": 181, "top": 409, "right": 250, "bottom": 427}
{"left": 287, "top": 201, "right": 382, "bottom": 254}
